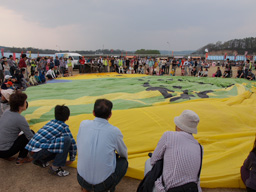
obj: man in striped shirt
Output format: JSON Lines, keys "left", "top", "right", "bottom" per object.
{"left": 145, "top": 110, "right": 202, "bottom": 192}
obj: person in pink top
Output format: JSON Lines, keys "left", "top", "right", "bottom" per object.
{"left": 144, "top": 110, "right": 203, "bottom": 192}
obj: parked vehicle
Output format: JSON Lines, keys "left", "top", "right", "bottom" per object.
{"left": 55, "top": 52, "right": 82, "bottom": 69}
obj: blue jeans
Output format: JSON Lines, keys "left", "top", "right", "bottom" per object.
{"left": 32, "top": 136, "right": 71, "bottom": 167}
{"left": 77, "top": 156, "right": 128, "bottom": 192}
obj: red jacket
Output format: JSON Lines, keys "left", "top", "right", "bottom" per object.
{"left": 19, "top": 58, "right": 27, "bottom": 68}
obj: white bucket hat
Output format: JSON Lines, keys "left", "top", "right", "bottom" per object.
{"left": 174, "top": 110, "right": 200, "bottom": 134}
{"left": 1, "top": 89, "right": 14, "bottom": 101}
{"left": 4, "top": 75, "right": 12, "bottom": 80}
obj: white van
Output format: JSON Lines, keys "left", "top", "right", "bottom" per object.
{"left": 55, "top": 52, "right": 82, "bottom": 69}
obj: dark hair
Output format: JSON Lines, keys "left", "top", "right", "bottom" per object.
{"left": 55, "top": 105, "right": 70, "bottom": 122}
{"left": 21, "top": 54, "right": 27, "bottom": 58}
{"left": 94, "top": 99, "right": 113, "bottom": 119}
{"left": 9, "top": 91, "right": 27, "bottom": 112}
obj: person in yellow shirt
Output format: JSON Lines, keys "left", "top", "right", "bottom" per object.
{"left": 67, "top": 57, "right": 73, "bottom": 76}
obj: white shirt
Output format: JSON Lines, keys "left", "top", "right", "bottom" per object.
{"left": 77, "top": 117, "right": 128, "bottom": 185}
{"left": 46, "top": 69, "right": 56, "bottom": 79}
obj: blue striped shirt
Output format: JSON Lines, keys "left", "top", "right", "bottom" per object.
{"left": 25, "top": 119, "right": 77, "bottom": 161}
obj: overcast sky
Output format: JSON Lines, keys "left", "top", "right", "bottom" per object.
{"left": 1, "top": 0, "right": 256, "bottom": 51}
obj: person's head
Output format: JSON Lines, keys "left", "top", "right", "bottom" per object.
{"left": 21, "top": 54, "right": 27, "bottom": 59}
{"left": 21, "top": 68, "right": 26, "bottom": 74}
{"left": 9, "top": 55, "right": 13, "bottom": 60}
{"left": 1, "top": 89, "right": 14, "bottom": 102}
{"left": 93, "top": 99, "right": 113, "bottom": 119}
{"left": 55, "top": 105, "right": 70, "bottom": 122}
{"left": 5, "top": 81, "right": 13, "bottom": 88}
{"left": 9, "top": 91, "right": 27, "bottom": 113}
{"left": 174, "top": 110, "right": 200, "bottom": 134}
{"left": 4, "top": 75, "right": 12, "bottom": 81}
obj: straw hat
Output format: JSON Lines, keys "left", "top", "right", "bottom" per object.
{"left": 1, "top": 89, "right": 14, "bottom": 101}
{"left": 174, "top": 110, "right": 200, "bottom": 134}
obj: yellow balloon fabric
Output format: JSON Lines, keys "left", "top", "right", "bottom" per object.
{"left": 28, "top": 74, "right": 256, "bottom": 188}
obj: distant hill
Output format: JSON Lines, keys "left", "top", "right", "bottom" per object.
{"left": 0, "top": 46, "right": 133, "bottom": 55}
{"left": 193, "top": 37, "right": 256, "bottom": 55}
{"left": 160, "top": 50, "right": 195, "bottom": 55}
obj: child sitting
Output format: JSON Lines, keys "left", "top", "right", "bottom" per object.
{"left": 202, "top": 68, "right": 208, "bottom": 77}
{"left": 191, "top": 67, "right": 197, "bottom": 76}
{"left": 29, "top": 74, "right": 39, "bottom": 86}
{"left": 170, "top": 69, "right": 175, "bottom": 76}
{"left": 34, "top": 71, "right": 41, "bottom": 84}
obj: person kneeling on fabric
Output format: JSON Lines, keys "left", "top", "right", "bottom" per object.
{"left": 142, "top": 110, "right": 203, "bottom": 192}
{"left": 46, "top": 66, "right": 56, "bottom": 80}
{"left": 0, "top": 91, "right": 34, "bottom": 164}
{"left": 25, "top": 105, "right": 77, "bottom": 177}
{"left": 241, "top": 137, "right": 256, "bottom": 192}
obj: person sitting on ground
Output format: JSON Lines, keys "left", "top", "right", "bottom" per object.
{"left": 77, "top": 99, "right": 128, "bottom": 192}
{"left": 213, "top": 67, "right": 222, "bottom": 77}
{"left": 0, "top": 89, "right": 14, "bottom": 118}
{"left": 191, "top": 66, "right": 197, "bottom": 76}
{"left": 46, "top": 66, "right": 56, "bottom": 80}
{"left": 25, "top": 105, "right": 77, "bottom": 177}
{"left": 1, "top": 75, "right": 12, "bottom": 90}
{"left": 241, "top": 136, "right": 256, "bottom": 192}
{"left": 202, "top": 68, "right": 208, "bottom": 77}
{"left": 20, "top": 68, "right": 30, "bottom": 89}
{"left": 29, "top": 74, "right": 39, "bottom": 86}
{"left": 143, "top": 110, "right": 203, "bottom": 192}
{"left": 170, "top": 69, "right": 175, "bottom": 76}
{"left": 0, "top": 91, "right": 34, "bottom": 164}
{"left": 247, "top": 69, "right": 255, "bottom": 81}
{"left": 223, "top": 60, "right": 232, "bottom": 78}
{"left": 39, "top": 71, "right": 46, "bottom": 83}
{"left": 236, "top": 66, "right": 244, "bottom": 78}
{"left": 34, "top": 71, "right": 41, "bottom": 84}
{"left": 197, "top": 67, "right": 203, "bottom": 77}
{"left": 4, "top": 81, "right": 15, "bottom": 90}
{"left": 138, "top": 65, "right": 144, "bottom": 74}
{"left": 53, "top": 66, "right": 60, "bottom": 78}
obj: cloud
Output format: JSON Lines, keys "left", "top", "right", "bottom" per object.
{"left": 1, "top": 0, "right": 256, "bottom": 51}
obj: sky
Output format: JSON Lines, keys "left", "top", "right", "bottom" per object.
{"left": 1, "top": 0, "right": 256, "bottom": 51}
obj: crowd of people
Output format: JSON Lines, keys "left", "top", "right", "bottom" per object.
{"left": 1, "top": 54, "right": 255, "bottom": 90}
{"left": 77, "top": 56, "right": 255, "bottom": 80}
{"left": 0, "top": 53, "right": 256, "bottom": 192}
{"left": 0, "top": 91, "right": 255, "bottom": 191}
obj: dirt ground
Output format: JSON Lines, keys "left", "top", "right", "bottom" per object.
{"left": 0, "top": 66, "right": 251, "bottom": 192}
{"left": 0, "top": 158, "right": 246, "bottom": 192}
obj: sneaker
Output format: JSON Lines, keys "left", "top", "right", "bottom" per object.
{"left": 16, "top": 157, "right": 33, "bottom": 165}
{"left": 48, "top": 166, "right": 70, "bottom": 177}
{"left": 33, "top": 160, "right": 49, "bottom": 168}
